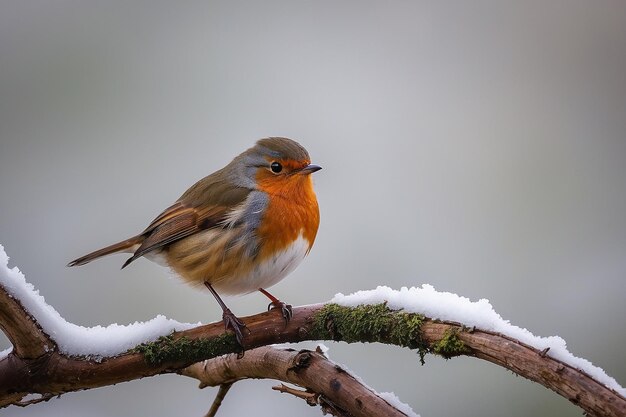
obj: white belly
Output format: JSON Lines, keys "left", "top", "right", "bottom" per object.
{"left": 213, "top": 234, "right": 310, "bottom": 295}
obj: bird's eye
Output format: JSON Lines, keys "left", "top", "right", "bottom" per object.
{"left": 270, "top": 161, "right": 283, "bottom": 173}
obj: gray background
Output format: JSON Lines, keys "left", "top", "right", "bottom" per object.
{"left": 1, "top": 1, "right": 625, "bottom": 416}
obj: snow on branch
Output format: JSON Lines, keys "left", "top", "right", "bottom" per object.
{"left": 0, "top": 244, "right": 196, "bottom": 359}
{"left": 332, "top": 286, "right": 626, "bottom": 397}
{"left": 0, "top": 244, "right": 624, "bottom": 417}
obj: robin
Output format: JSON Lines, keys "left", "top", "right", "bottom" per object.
{"left": 67, "top": 137, "right": 321, "bottom": 345}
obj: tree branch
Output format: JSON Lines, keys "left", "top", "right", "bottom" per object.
{"left": 0, "top": 278, "right": 624, "bottom": 416}
{"left": 181, "top": 345, "right": 415, "bottom": 417}
{"left": 203, "top": 382, "right": 233, "bottom": 417}
{"left": 0, "top": 286, "right": 54, "bottom": 359}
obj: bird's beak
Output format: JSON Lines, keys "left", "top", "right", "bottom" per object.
{"left": 299, "top": 164, "right": 322, "bottom": 175}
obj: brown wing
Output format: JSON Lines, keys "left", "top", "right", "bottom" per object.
{"left": 121, "top": 190, "right": 248, "bottom": 269}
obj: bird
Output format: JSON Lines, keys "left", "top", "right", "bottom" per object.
{"left": 67, "top": 137, "right": 321, "bottom": 346}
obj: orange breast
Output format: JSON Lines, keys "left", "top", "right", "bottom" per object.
{"left": 255, "top": 173, "right": 320, "bottom": 262}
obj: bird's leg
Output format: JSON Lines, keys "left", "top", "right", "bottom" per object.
{"left": 258, "top": 287, "right": 292, "bottom": 323}
{"left": 204, "top": 282, "right": 247, "bottom": 347}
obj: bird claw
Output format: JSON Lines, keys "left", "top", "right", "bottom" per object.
{"left": 268, "top": 301, "right": 293, "bottom": 323}
{"left": 222, "top": 308, "right": 248, "bottom": 349}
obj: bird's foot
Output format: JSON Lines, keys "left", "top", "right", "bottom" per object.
{"left": 267, "top": 301, "right": 293, "bottom": 324}
{"left": 222, "top": 308, "right": 248, "bottom": 350}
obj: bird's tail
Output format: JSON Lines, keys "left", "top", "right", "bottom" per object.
{"left": 67, "top": 236, "right": 143, "bottom": 267}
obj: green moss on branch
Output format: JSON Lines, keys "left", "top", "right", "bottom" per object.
{"left": 312, "top": 303, "right": 430, "bottom": 363}
{"left": 132, "top": 333, "right": 240, "bottom": 366}
{"left": 430, "top": 328, "right": 470, "bottom": 359}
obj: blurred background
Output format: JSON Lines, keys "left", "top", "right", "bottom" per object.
{"left": 1, "top": 1, "right": 625, "bottom": 416}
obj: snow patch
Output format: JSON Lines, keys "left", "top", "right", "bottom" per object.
{"left": 332, "top": 285, "right": 625, "bottom": 397}
{"left": 0, "top": 347, "right": 11, "bottom": 360}
{"left": 379, "top": 391, "right": 420, "bottom": 417}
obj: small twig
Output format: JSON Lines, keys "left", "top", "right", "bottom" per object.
{"left": 272, "top": 383, "right": 349, "bottom": 417}
{"left": 272, "top": 383, "right": 317, "bottom": 403}
{"left": 204, "top": 382, "right": 233, "bottom": 417}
